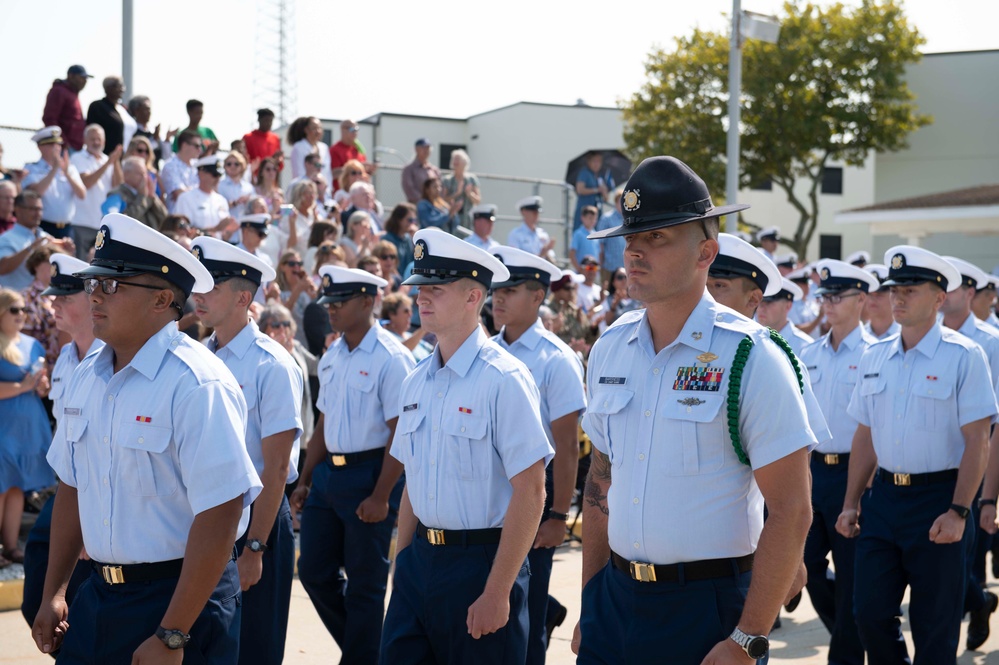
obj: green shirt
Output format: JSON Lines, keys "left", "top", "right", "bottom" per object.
{"left": 172, "top": 126, "right": 219, "bottom": 151}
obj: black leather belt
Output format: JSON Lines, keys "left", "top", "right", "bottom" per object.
{"left": 41, "top": 220, "right": 70, "bottom": 229}
{"left": 328, "top": 447, "right": 385, "bottom": 467}
{"left": 611, "top": 551, "right": 754, "bottom": 583}
{"left": 91, "top": 558, "right": 184, "bottom": 585}
{"left": 416, "top": 522, "right": 503, "bottom": 547}
{"left": 812, "top": 451, "right": 850, "bottom": 466}
{"left": 875, "top": 467, "right": 958, "bottom": 487}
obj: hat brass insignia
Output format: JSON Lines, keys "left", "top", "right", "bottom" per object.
{"left": 691, "top": 331, "right": 702, "bottom": 340}
{"left": 891, "top": 254, "right": 904, "bottom": 270}
{"left": 821, "top": 268, "right": 830, "bottom": 281}
{"left": 95, "top": 229, "right": 106, "bottom": 251}
{"left": 322, "top": 274, "right": 333, "bottom": 289}
{"left": 192, "top": 246, "right": 203, "bottom": 260}
{"left": 414, "top": 243, "right": 425, "bottom": 261}
{"left": 623, "top": 189, "right": 641, "bottom": 212}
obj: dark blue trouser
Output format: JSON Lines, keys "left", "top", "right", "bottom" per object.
{"left": 380, "top": 533, "right": 531, "bottom": 665}
{"left": 963, "top": 484, "right": 988, "bottom": 614}
{"left": 803, "top": 458, "right": 864, "bottom": 665}
{"left": 854, "top": 477, "right": 969, "bottom": 665}
{"left": 56, "top": 558, "right": 241, "bottom": 664}
{"left": 578, "top": 560, "right": 763, "bottom": 665}
{"left": 526, "top": 545, "right": 555, "bottom": 663}
{"left": 235, "top": 495, "right": 295, "bottom": 665}
{"left": 297, "top": 456, "right": 402, "bottom": 664}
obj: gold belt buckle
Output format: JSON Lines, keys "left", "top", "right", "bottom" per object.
{"left": 824, "top": 454, "right": 840, "bottom": 465}
{"left": 629, "top": 561, "right": 657, "bottom": 583}
{"left": 102, "top": 565, "right": 125, "bottom": 585}
{"left": 331, "top": 454, "right": 347, "bottom": 467}
{"left": 426, "top": 528, "right": 446, "bottom": 546}
{"left": 893, "top": 473, "right": 911, "bottom": 486}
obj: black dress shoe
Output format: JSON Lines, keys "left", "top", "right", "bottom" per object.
{"left": 546, "top": 602, "right": 568, "bottom": 648}
{"left": 968, "top": 590, "right": 998, "bottom": 651}
{"left": 784, "top": 590, "right": 802, "bottom": 613}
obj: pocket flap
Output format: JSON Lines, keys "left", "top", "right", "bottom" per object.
{"left": 859, "top": 377, "right": 887, "bottom": 396}
{"left": 65, "top": 416, "right": 88, "bottom": 443}
{"left": 911, "top": 380, "right": 952, "bottom": 400}
{"left": 807, "top": 367, "right": 822, "bottom": 384}
{"left": 664, "top": 394, "right": 725, "bottom": 423}
{"left": 119, "top": 423, "right": 172, "bottom": 453}
{"left": 398, "top": 409, "right": 426, "bottom": 435}
{"left": 591, "top": 390, "right": 635, "bottom": 416}
{"left": 349, "top": 375, "right": 375, "bottom": 393}
{"left": 443, "top": 414, "right": 488, "bottom": 440}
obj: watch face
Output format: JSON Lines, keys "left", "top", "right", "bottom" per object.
{"left": 747, "top": 636, "right": 769, "bottom": 659}
{"left": 166, "top": 633, "right": 186, "bottom": 649}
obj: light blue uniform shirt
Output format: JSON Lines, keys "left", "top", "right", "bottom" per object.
{"left": 779, "top": 320, "right": 815, "bottom": 357}
{"left": 595, "top": 209, "right": 625, "bottom": 273}
{"left": 800, "top": 325, "right": 876, "bottom": 454}
{"left": 0, "top": 223, "right": 47, "bottom": 291}
{"left": 317, "top": 324, "right": 415, "bottom": 454}
{"left": 864, "top": 320, "right": 901, "bottom": 341}
{"left": 571, "top": 226, "right": 600, "bottom": 264}
{"left": 21, "top": 159, "right": 81, "bottom": 222}
{"left": 952, "top": 312, "right": 999, "bottom": 395}
{"left": 208, "top": 321, "right": 304, "bottom": 484}
{"left": 46, "top": 322, "right": 262, "bottom": 564}
{"left": 494, "top": 318, "right": 586, "bottom": 445}
{"left": 391, "top": 327, "right": 553, "bottom": 530}
{"left": 985, "top": 312, "right": 999, "bottom": 332}
{"left": 507, "top": 222, "right": 550, "bottom": 256}
{"left": 582, "top": 293, "right": 818, "bottom": 564}
{"left": 847, "top": 323, "right": 998, "bottom": 474}
{"left": 465, "top": 234, "right": 499, "bottom": 252}
{"left": 50, "top": 339, "right": 104, "bottom": 430}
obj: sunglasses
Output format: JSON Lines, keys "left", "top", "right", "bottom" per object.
{"left": 269, "top": 321, "right": 292, "bottom": 329}
{"left": 134, "top": 148, "right": 149, "bottom": 154}
{"left": 583, "top": 264, "right": 599, "bottom": 270}
{"left": 284, "top": 261, "right": 304, "bottom": 268}
{"left": 8, "top": 306, "right": 26, "bottom": 315}
{"left": 224, "top": 161, "right": 240, "bottom": 167}
{"left": 83, "top": 278, "right": 167, "bottom": 295}
{"left": 380, "top": 255, "right": 398, "bottom": 261}
{"left": 347, "top": 170, "right": 363, "bottom": 176}
{"left": 614, "top": 274, "right": 627, "bottom": 281}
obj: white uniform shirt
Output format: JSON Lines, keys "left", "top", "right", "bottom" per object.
{"left": 391, "top": 326, "right": 553, "bottom": 530}
{"left": 864, "top": 320, "right": 901, "bottom": 341}
{"left": 800, "top": 325, "right": 876, "bottom": 454}
{"left": 70, "top": 150, "right": 112, "bottom": 229}
{"left": 465, "top": 234, "right": 499, "bottom": 252}
{"left": 317, "top": 324, "right": 415, "bottom": 454}
{"left": 507, "top": 222, "right": 550, "bottom": 256}
{"left": 290, "top": 139, "right": 333, "bottom": 186}
{"left": 582, "top": 292, "right": 818, "bottom": 564}
{"left": 50, "top": 338, "right": 104, "bottom": 429}
{"left": 21, "top": 159, "right": 82, "bottom": 222}
{"left": 46, "top": 322, "right": 262, "bottom": 564}
{"left": 174, "top": 188, "right": 230, "bottom": 231}
{"left": 494, "top": 318, "right": 586, "bottom": 445}
{"left": 160, "top": 156, "right": 197, "bottom": 212}
{"left": 208, "top": 321, "right": 304, "bottom": 483}
{"left": 218, "top": 176, "right": 255, "bottom": 220}
{"left": 848, "top": 323, "right": 997, "bottom": 474}
{"left": 952, "top": 312, "right": 999, "bottom": 395}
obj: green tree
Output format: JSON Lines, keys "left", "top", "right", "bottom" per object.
{"left": 622, "top": 0, "right": 931, "bottom": 259}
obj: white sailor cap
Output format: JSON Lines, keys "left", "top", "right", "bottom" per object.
{"left": 814, "top": 259, "right": 880, "bottom": 294}
{"left": 403, "top": 228, "right": 509, "bottom": 288}
{"left": 317, "top": 265, "right": 387, "bottom": 305}
{"left": 31, "top": 126, "right": 63, "bottom": 146}
{"left": 239, "top": 213, "right": 271, "bottom": 236}
{"left": 763, "top": 277, "right": 804, "bottom": 302}
{"left": 471, "top": 204, "right": 498, "bottom": 220}
{"left": 41, "top": 253, "right": 90, "bottom": 296}
{"left": 709, "top": 232, "right": 782, "bottom": 297}
{"left": 865, "top": 263, "right": 890, "bottom": 291}
{"left": 491, "top": 245, "right": 561, "bottom": 288}
{"left": 517, "top": 195, "right": 543, "bottom": 211}
{"left": 775, "top": 252, "right": 798, "bottom": 268}
{"left": 786, "top": 266, "right": 812, "bottom": 282}
{"left": 74, "top": 213, "right": 215, "bottom": 296}
{"left": 194, "top": 153, "right": 225, "bottom": 176}
{"left": 943, "top": 256, "right": 990, "bottom": 290}
{"left": 985, "top": 275, "right": 999, "bottom": 291}
{"left": 846, "top": 250, "right": 871, "bottom": 267}
{"left": 756, "top": 225, "right": 780, "bottom": 242}
{"left": 882, "top": 245, "right": 961, "bottom": 293}
{"left": 191, "top": 236, "right": 276, "bottom": 287}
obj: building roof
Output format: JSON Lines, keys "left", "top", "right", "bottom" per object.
{"left": 353, "top": 101, "right": 619, "bottom": 125}
{"left": 847, "top": 184, "right": 999, "bottom": 213}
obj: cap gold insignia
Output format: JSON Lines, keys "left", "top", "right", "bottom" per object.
{"left": 891, "top": 254, "right": 904, "bottom": 270}
{"left": 623, "top": 189, "right": 641, "bottom": 212}
{"left": 821, "top": 268, "right": 830, "bottom": 280}
{"left": 696, "top": 352, "right": 718, "bottom": 363}
{"left": 161, "top": 266, "right": 169, "bottom": 273}
{"left": 241, "top": 270, "right": 247, "bottom": 276}
{"left": 361, "top": 286, "right": 366, "bottom": 292}
{"left": 691, "top": 331, "right": 702, "bottom": 340}
{"left": 322, "top": 274, "right": 332, "bottom": 289}
{"left": 192, "top": 246, "right": 203, "bottom": 260}
{"left": 52, "top": 262, "right": 60, "bottom": 277}
{"left": 95, "top": 229, "right": 106, "bottom": 250}
{"left": 414, "top": 243, "right": 425, "bottom": 260}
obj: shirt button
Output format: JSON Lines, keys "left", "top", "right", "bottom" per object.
{"left": 430, "top": 460, "right": 435, "bottom": 466}
{"left": 437, "top": 392, "right": 443, "bottom": 398}
{"left": 433, "top": 426, "right": 438, "bottom": 432}
{"left": 633, "top": 497, "right": 639, "bottom": 504}
{"left": 639, "top": 453, "right": 645, "bottom": 460}
{"left": 103, "top": 478, "right": 108, "bottom": 485}
{"left": 634, "top": 541, "right": 640, "bottom": 549}
{"left": 103, "top": 519, "right": 109, "bottom": 526}
{"left": 653, "top": 368, "right": 660, "bottom": 375}
{"left": 686, "top": 407, "right": 692, "bottom": 413}
{"left": 644, "top": 410, "right": 651, "bottom": 417}
{"left": 460, "top": 426, "right": 466, "bottom": 433}
{"left": 138, "top": 437, "right": 145, "bottom": 444}
{"left": 107, "top": 395, "right": 114, "bottom": 401}
{"left": 428, "top": 494, "right": 434, "bottom": 500}
{"left": 603, "top": 401, "right": 609, "bottom": 407}
{"left": 103, "top": 436, "right": 109, "bottom": 443}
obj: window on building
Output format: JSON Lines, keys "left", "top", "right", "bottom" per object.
{"left": 322, "top": 129, "right": 333, "bottom": 146}
{"left": 822, "top": 167, "right": 843, "bottom": 195}
{"left": 819, "top": 234, "right": 842, "bottom": 260}
{"left": 749, "top": 177, "right": 772, "bottom": 191}
{"left": 440, "top": 144, "right": 467, "bottom": 171}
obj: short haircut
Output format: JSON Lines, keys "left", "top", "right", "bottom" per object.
{"left": 225, "top": 276, "right": 258, "bottom": 298}
{"left": 186, "top": 99, "right": 203, "bottom": 111}
{"left": 84, "top": 123, "right": 105, "bottom": 139}
{"left": 127, "top": 95, "right": 150, "bottom": 115}
{"left": 14, "top": 190, "right": 40, "bottom": 207}
{"left": 26, "top": 245, "right": 62, "bottom": 275}
{"left": 121, "top": 156, "right": 146, "bottom": 174}
{"left": 259, "top": 303, "right": 296, "bottom": 336}
{"left": 348, "top": 180, "right": 374, "bottom": 196}
{"left": 372, "top": 240, "right": 398, "bottom": 260}
{"left": 177, "top": 129, "right": 201, "bottom": 147}
{"left": 381, "top": 292, "right": 412, "bottom": 319}
{"left": 102, "top": 75, "right": 123, "bottom": 91}
{"left": 581, "top": 205, "right": 598, "bottom": 216}
{"left": 449, "top": 149, "right": 470, "bottom": 170}
{"left": 357, "top": 255, "right": 380, "bottom": 273}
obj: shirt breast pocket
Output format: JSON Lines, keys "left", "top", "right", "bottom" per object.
{"left": 444, "top": 415, "right": 490, "bottom": 481}
{"left": 49, "top": 379, "right": 66, "bottom": 403}
{"left": 589, "top": 390, "right": 635, "bottom": 468}
{"left": 836, "top": 371, "right": 858, "bottom": 409}
{"left": 911, "top": 381, "right": 952, "bottom": 431}
{"left": 348, "top": 375, "right": 375, "bottom": 419}
{"left": 64, "top": 416, "right": 90, "bottom": 492}
{"left": 661, "top": 394, "right": 726, "bottom": 476}
{"left": 396, "top": 409, "right": 425, "bottom": 473}
{"left": 241, "top": 383, "right": 259, "bottom": 413}
{"left": 859, "top": 377, "right": 888, "bottom": 428}
{"left": 119, "top": 423, "right": 177, "bottom": 497}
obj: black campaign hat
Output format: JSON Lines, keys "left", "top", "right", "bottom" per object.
{"left": 589, "top": 156, "right": 749, "bottom": 240}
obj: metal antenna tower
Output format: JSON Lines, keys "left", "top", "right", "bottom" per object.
{"left": 253, "top": 0, "right": 298, "bottom": 126}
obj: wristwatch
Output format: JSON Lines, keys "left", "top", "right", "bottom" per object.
{"left": 950, "top": 504, "right": 971, "bottom": 519}
{"left": 979, "top": 498, "right": 997, "bottom": 509}
{"left": 246, "top": 538, "right": 268, "bottom": 553}
{"left": 729, "top": 627, "right": 769, "bottom": 659}
{"left": 546, "top": 510, "right": 569, "bottom": 522}
{"left": 155, "top": 626, "right": 191, "bottom": 650}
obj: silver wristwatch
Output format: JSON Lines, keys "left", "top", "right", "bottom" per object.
{"left": 730, "top": 626, "right": 769, "bottom": 659}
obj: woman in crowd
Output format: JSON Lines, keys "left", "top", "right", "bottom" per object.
{"left": 381, "top": 292, "right": 432, "bottom": 362}
{"left": 441, "top": 149, "right": 481, "bottom": 231}
{"left": 21, "top": 247, "right": 62, "bottom": 366}
{"left": 334, "top": 158, "right": 368, "bottom": 209}
{"left": 276, "top": 249, "right": 318, "bottom": 344}
{"left": 339, "top": 211, "right": 376, "bottom": 268}
{"left": 596, "top": 267, "right": 642, "bottom": 332}
{"left": 0, "top": 288, "right": 54, "bottom": 567}
{"left": 281, "top": 180, "right": 323, "bottom": 259}
{"left": 381, "top": 203, "right": 416, "bottom": 273}
{"left": 288, "top": 116, "right": 332, "bottom": 185}
{"left": 124, "top": 135, "right": 161, "bottom": 197}
{"left": 417, "top": 177, "right": 461, "bottom": 232}
{"left": 218, "top": 150, "right": 254, "bottom": 219}
{"left": 303, "top": 221, "right": 339, "bottom": 274}
{"left": 258, "top": 303, "right": 316, "bottom": 461}
{"left": 254, "top": 157, "right": 285, "bottom": 217}
{"left": 371, "top": 240, "right": 402, "bottom": 294}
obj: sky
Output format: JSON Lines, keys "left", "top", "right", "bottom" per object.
{"left": 1, "top": 0, "right": 997, "bottom": 167}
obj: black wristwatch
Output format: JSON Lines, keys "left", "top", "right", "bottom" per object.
{"left": 155, "top": 626, "right": 191, "bottom": 650}
{"left": 979, "top": 498, "right": 997, "bottom": 509}
{"left": 246, "top": 538, "right": 268, "bottom": 553}
{"left": 730, "top": 627, "right": 769, "bottom": 659}
{"left": 950, "top": 504, "right": 971, "bottom": 519}
{"left": 546, "top": 510, "right": 569, "bottom": 522}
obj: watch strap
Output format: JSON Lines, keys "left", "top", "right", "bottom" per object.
{"left": 246, "top": 538, "right": 268, "bottom": 553}
{"left": 155, "top": 626, "right": 191, "bottom": 649}
{"left": 979, "top": 498, "right": 997, "bottom": 508}
{"left": 546, "top": 510, "right": 569, "bottom": 521}
{"left": 950, "top": 503, "right": 971, "bottom": 519}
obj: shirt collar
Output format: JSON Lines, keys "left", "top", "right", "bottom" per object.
{"left": 211, "top": 320, "right": 258, "bottom": 359}
{"left": 431, "top": 326, "right": 487, "bottom": 378}
{"left": 499, "top": 318, "right": 544, "bottom": 352}
{"left": 96, "top": 321, "right": 179, "bottom": 381}
{"left": 629, "top": 289, "right": 716, "bottom": 358}
{"left": 887, "top": 321, "right": 943, "bottom": 359}
{"left": 821, "top": 323, "right": 865, "bottom": 351}
{"left": 958, "top": 312, "right": 980, "bottom": 338}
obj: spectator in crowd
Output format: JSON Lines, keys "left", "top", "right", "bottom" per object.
{"left": 381, "top": 203, "right": 416, "bottom": 274}
{"left": 329, "top": 119, "right": 371, "bottom": 189}
{"left": 357, "top": 255, "right": 381, "bottom": 278}
{"left": 335, "top": 158, "right": 368, "bottom": 209}
{"left": 286, "top": 154, "right": 328, "bottom": 206}
{"left": 254, "top": 157, "right": 285, "bottom": 217}
{"left": 288, "top": 116, "right": 332, "bottom": 185}
{"left": 570, "top": 205, "right": 601, "bottom": 272}
{"left": 161, "top": 129, "right": 202, "bottom": 211}
{"left": 124, "top": 136, "right": 161, "bottom": 195}
{"left": 219, "top": 151, "right": 255, "bottom": 220}
{"left": 281, "top": 180, "right": 323, "bottom": 258}
{"left": 0, "top": 182, "right": 18, "bottom": 234}
{"left": 21, "top": 245, "right": 63, "bottom": 365}
{"left": 508, "top": 195, "right": 555, "bottom": 258}
{"left": 0, "top": 143, "right": 25, "bottom": 187}
{"left": 85, "top": 76, "right": 135, "bottom": 155}
{"left": 175, "top": 155, "right": 237, "bottom": 236}
{"left": 465, "top": 203, "right": 500, "bottom": 252}
{"left": 595, "top": 267, "right": 642, "bottom": 332}
{"left": 573, "top": 151, "right": 610, "bottom": 231}
{"left": 548, "top": 273, "right": 595, "bottom": 356}
{"left": 303, "top": 221, "right": 338, "bottom": 274}
{"left": 417, "top": 177, "right": 460, "bottom": 232}
{"left": 0, "top": 191, "right": 73, "bottom": 290}
{"left": 342, "top": 181, "right": 382, "bottom": 232}
{"left": 276, "top": 249, "right": 318, "bottom": 340}
{"left": 171, "top": 98, "right": 218, "bottom": 153}
{"left": 243, "top": 108, "right": 283, "bottom": 178}
{"left": 340, "top": 211, "right": 375, "bottom": 268}
{"left": 575, "top": 255, "right": 603, "bottom": 314}
{"left": 441, "top": 149, "right": 480, "bottom": 231}
{"left": 0, "top": 287, "right": 54, "bottom": 567}
{"left": 596, "top": 188, "right": 625, "bottom": 287}
{"left": 380, "top": 292, "right": 431, "bottom": 361}
{"left": 229, "top": 140, "right": 252, "bottom": 182}
{"left": 70, "top": 125, "right": 122, "bottom": 258}
{"left": 401, "top": 137, "right": 441, "bottom": 203}
{"left": 41, "top": 65, "right": 91, "bottom": 152}
{"left": 101, "top": 156, "right": 169, "bottom": 230}
{"left": 22, "top": 127, "right": 85, "bottom": 239}
{"left": 159, "top": 213, "right": 195, "bottom": 239}
{"left": 372, "top": 240, "right": 402, "bottom": 292}
{"left": 128, "top": 95, "right": 175, "bottom": 164}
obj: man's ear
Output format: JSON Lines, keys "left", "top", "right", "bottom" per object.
{"left": 747, "top": 288, "right": 764, "bottom": 313}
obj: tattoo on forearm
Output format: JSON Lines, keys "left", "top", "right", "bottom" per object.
{"left": 584, "top": 450, "right": 611, "bottom": 515}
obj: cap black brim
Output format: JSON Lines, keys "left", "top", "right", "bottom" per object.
{"left": 587, "top": 203, "right": 750, "bottom": 240}
{"left": 41, "top": 285, "right": 83, "bottom": 296}
{"left": 73, "top": 265, "right": 148, "bottom": 280}
{"left": 401, "top": 273, "right": 462, "bottom": 287}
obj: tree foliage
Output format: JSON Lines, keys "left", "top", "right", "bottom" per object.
{"left": 622, "top": 0, "right": 930, "bottom": 258}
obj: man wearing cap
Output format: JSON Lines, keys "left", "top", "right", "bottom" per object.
{"left": 575, "top": 158, "right": 816, "bottom": 664}
{"left": 775, "top": 253, "right": 797, "bottom": 276}
{"left": 33, "top": 213, "right": 262, "bottom": 663}
{"left": 102, "top": 156, "right": 169, "bottom": 231}
{"left": 292, "top": 265, "right": 414, "bottom": 663}
{"left": 192, "top": 237, "right": 303, "bottom": 665}
{"left": 71, "top": 124, "right": 123, "bottom": 258}
{"left": 401, "top": 138, "right": 441, "bottom": 204}
{"left": 861, "top": 264, "right": 900, "bottom": 340}
{"left": 508, "top": 196, "right": 555, "bottom": 258}
{"left": 381, "top": 229, "right": 552, "bottom": 664}
{"left": 162, "top": 129, "right": 204, "bottom": 212}
{"left": 22, "top": 127, "right": 86, "bottom": 240}
{"left": 796, "top": 259, "right": 879, "bottom": 665}
{"left": 756, "top": 226, "right": 780, "bottom": 262}
{"left": 0, "top": 191, "right": 74, "bottom": 291}
{"left": 491, "top": 245, "right": 586, "bottom": 663}
{"left": 175, "top": 154, "right": 238, "bottom": 236}
{"left": 236, "top": 213, "right": 275, "bottom": 304}
{"left": 836, "top": 246, "right": 997, "bottom": 665}
{"left": 242, "top": 109, "right": 284, "bottom": 179}
{"left": 973, "top": 276, "right": 999, "bottom": 332}
{"left": 466, "top": 204, "right": 500, "bottom": 251}
{"left": 846, "top": 250, "right": 870, "bottom": 268}
{"left": 756, "top": 277, "right": 813, "bottom": 356}
{"left": 789, "top": 266, "right": 823, "bottom": 338}
{"left": 42, "top": 66, "right": 91, "bottom": 152}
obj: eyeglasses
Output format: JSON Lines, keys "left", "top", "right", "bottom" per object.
{"left": 326, "top": 295, "right": 364, "bottom": 309}
{"left": 818, "top": 292, "right": 862, "bottom": 305}
{"left": 283, "top": 260, "right": 304, "bottom": 268}
{"left": 613, "top": 274, "right": 627, "bottom": 281}
{"left": 133, "top": 148, "right": 149, "bottom": 155}
{"left": 224, "top": 161, "right": 240, "bottom": 167}
{"left": 16, "top": 205, "right": 44, "bottom": 213}
{"left": 268, "top": 321, "right": 292, "bottom": 329}
{"left": 187, "top": 142, "right": 203, "bottom": 150}
{"left": 8, "top": 306, "right": 26, "bottom": 315}
{"left": 347, "top": 126, "right": 359, "bottom": 133}
{"left": 405, "top": 217, "right": 418, "bottom": 223}
{"left": 380, "top": 255, "right": 398, "bottom": 261}
{"left": 83, "top": 277, "right": 169, "bottom": 295}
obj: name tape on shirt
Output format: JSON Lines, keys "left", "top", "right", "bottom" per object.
{"left": 403, "top": 403, "right": 419, "bottom": 412}
{"left": 64, "top": 407, "right": 81, "bottom": 416}
{"left": 863, "top": 373, "right": 880, "bottom": 379}
{"left": 673, "top": 366, "right": 724, "bottom": 392}
{"left": 598, "top": 377, "right": 627, "bottom": 385}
